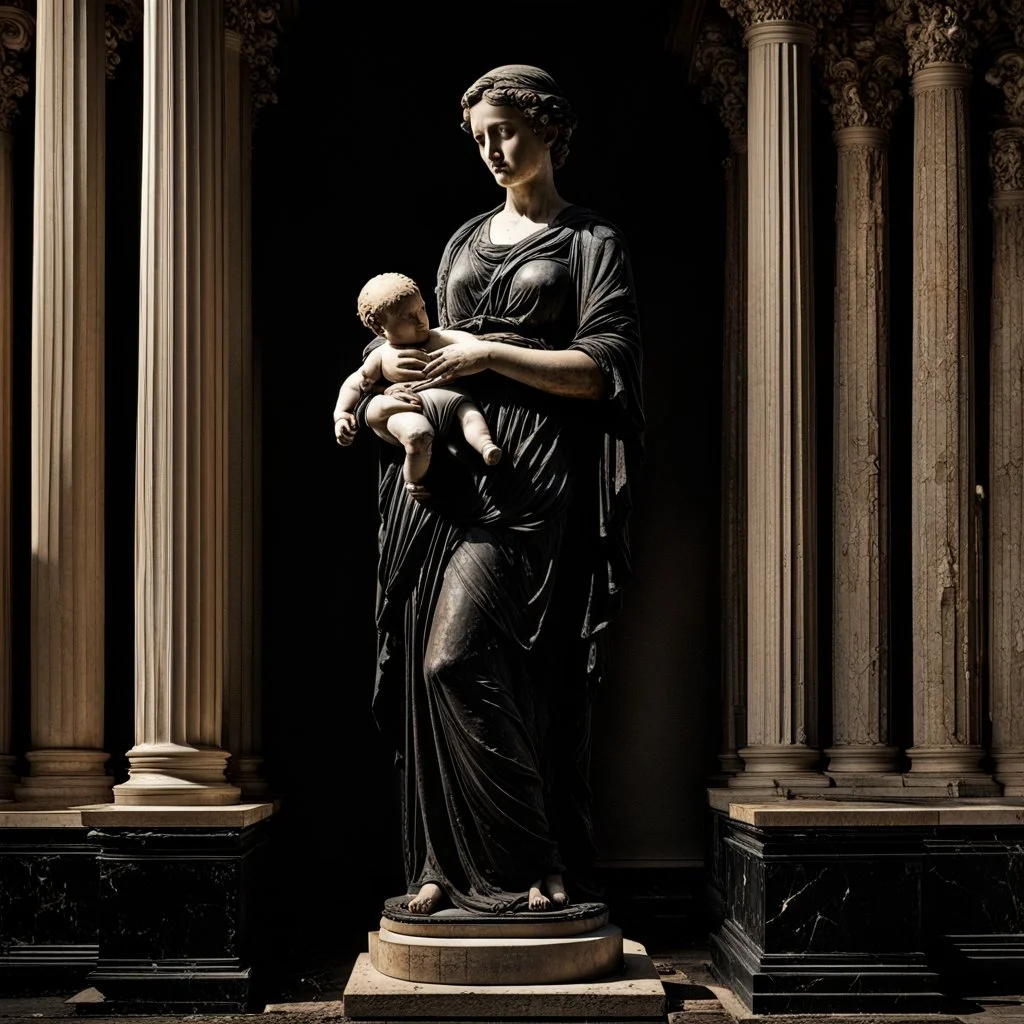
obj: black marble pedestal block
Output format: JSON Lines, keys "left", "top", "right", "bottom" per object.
{"left": 83, "top": 820, "right": 271, "bottom": 1014}
{"left": 709, "top": 811, "right": 1024, "bottom": 1012}
{"left": 0, "top": 828, "right": 101, "bottom": 994}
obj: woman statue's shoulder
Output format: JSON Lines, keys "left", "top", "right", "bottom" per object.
{"left": 561, "top": 206, "right": 625, "bottom": 242}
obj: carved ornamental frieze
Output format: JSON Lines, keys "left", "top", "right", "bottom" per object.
{"left": 819, "top": 9, "right": 905, "bottom": 130}
{"left": 693, "top": 19, "right": 747, "bottom": 149}
{"left": 720, "top": 0, "right": 843, "bottom": 30}
{"left": 224, "top": 0, "right": 283, "bottom": 112}
{"left": 0, "top": 1, "right": 33, "bottom": 132}
{"left": 991, "top": 127, "right": 1024, "bottom": 191}
{"left": 105, "top": 0, "right": 141, "bottom": 78}
{"left": 884, "top": 0, "right": 996, "bottom": 73}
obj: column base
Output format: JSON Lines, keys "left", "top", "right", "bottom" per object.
{"left": 0, "top": 754, "right": 17, "bottom": 801}
{"left": 992, "top": 749, "right": 1024, "bottom": 794}
{"left": 904, "top": 746, "right": 999, "bottom": 796}
{"left": 114, "top": 744, "right": 240, "bottom": 806}
{"left": 230, "top": 756, "right": 269, "bottom": 799}
{"left": 825, "top": 745, "right": 900, "bottom": 774}
{"left": 14, "top": 750, "right": 113, "bottom": 804}
{"left": 728, "top": 745, "right": 831, "bottom": 792}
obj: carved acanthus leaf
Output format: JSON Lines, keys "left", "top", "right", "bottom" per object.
{"left": 721, "top": 0, "right": 843, "bottom": 30}
{"left": 819, "top": 16, "right": 905, "bottom": 129}
{"left": 986, "top": 49, "right": 1024, "bottom": 123}
{"left": 0, "top": 2, "right": 33, "bottom": 132}
{"left": 998, "top": 0, "right": 1024, "bottom": 49}
{"left": 105, "top": 0, "right": 141, "bottom": 79}
{"left": 225, "top": 0, "right": 283, "bottom": 114}
{"left": 883, "top": 0, "right": 994, "bottom": 73}
{"left": 991, "top": 126, "right": 1024, "bottom": 190}
{"left": 693, "top": 19, "right": 748, "bottom": 148}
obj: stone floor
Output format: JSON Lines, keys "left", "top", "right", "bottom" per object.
{"left": 0, "top": 947, "right": 1021, "bottom": 1024}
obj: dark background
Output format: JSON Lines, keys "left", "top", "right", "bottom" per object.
{"left": 7, "top": 0, "right": 1002, "bottom": 966}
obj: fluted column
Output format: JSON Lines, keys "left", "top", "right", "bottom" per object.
{"left": 222, "top": 16, "right": 265, "bottom": 798}
{"left": 899, "top": 6, "right": 991, "bottom": 786}
{"left": 113, "top": 0, "right": 239, "bottom": 805}
{"left": 694, "top": 20, "right": 749, "bottom": 779}
{"left": 0, "top": 2, "right": 33, "bottom": 802}
{"left": 722, "top": 0, "right": 837, "bottom": 788}
{"left": 985, "top": 51, "right": 1024, "bottom": 795}
{"left": 20, "top": 0, "right": 113, "bottom": 804}
{"left": 821, "top": 20, "right": 903, "bottom": 778}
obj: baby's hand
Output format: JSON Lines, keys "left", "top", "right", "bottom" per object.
{"left": 335, "top": 411, "right": 357, "bottom": 446}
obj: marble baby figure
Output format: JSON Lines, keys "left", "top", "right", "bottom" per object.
{"left": 334, "top": 272, "right": 502, "bottom": 494}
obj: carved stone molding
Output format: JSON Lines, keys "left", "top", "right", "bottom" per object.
{"left": 0, "top": 3, "right": 34, "bottom": 132}
{"left": 224, "top": 0, "right": 282, "bottom": 112}
{"left": 991, "top": 126, "right": 1024, "bottom": 190}
{"left": 721, "top": 0, "right": 842, "bottom": 30}
{"left": 820, "top": 26, "right": 905, "bottom": 129}
{"left": 105, "top": 0, "right": 140, "bottom": 78}
{"left": 986, "top": 49, "right": 1024, "bottom": 123}
{"left": 693, "top": 19, "right": 748, "bottom": 149}
{"left": 884, "top": 0, "right": 994, "bottom": 73}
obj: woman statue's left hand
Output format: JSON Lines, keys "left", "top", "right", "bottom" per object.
{"left": 414, "top": 339, "right": 491, "bottom": 390}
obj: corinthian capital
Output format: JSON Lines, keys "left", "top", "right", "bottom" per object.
{"left": 991, "top": 126, "right": 1024, "bottom": 190}
{"left": 225, "top": 0, "right": 283, "bottom": 113}
{"left": 986, "top": 49, "right": 1024, "bottom": 123}
{"left": 820, "top": 17, "right": 905, "bottom": 129}
{"left": 721, "top": 0, "right": 842, "bottom": 30}
{"left": 105, "top": 0, "right": 141, "bottom": 78}
{"left": 884, "top": 0, "right": 995, "bottom": 72}
{"left": 693, "top": 18, "right": 748, "bottom": 150}
{"left": 0, "top": 1, "right": 34, "bottom": 132}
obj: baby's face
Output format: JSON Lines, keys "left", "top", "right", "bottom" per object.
{"left": 381, "top": 292, "right": 429, "bottom": 345}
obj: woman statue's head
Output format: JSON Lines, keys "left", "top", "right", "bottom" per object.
{"left": 460, "top": 65, "right": 578, "bottom": 172}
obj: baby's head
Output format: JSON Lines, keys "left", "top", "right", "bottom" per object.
{"left": 357, "top": 273, "right": 430, "bottom": 346}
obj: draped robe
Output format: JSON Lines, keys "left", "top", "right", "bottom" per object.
{"left": 367, "top": 205, "right": 644, "bottom": 913}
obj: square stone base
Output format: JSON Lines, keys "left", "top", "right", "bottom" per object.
{"left": 342, "top": 937, "right": 667, "bottom": 1020}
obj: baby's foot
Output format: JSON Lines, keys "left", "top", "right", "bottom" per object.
{"left": 408, "top": 882, "right": 443, "bottom": 914}
{"left": 544, "top": 874, "right": 569, "bottom": 908}
{"left": 482, "top": 442, "right": 502, "bottom": 466}
{"left": 528, "top": 880, "right": 550, "bottom": 911}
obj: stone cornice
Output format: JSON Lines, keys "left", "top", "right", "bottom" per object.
{"left": 105, "top": 0, "right": 141, "bottom": 79}
{"left": 991, "top": 126, "right": 1024, "bottom": 190}
{"left": 986, "top": 49, "right": 1024, "bottom": 123}
{"left": 0, "top": 2, "right": 33, "bottom": 132}
{"left": 693, "top": 18, "right": 748, "bottom": 150}
{"left": 820, "top": 16, "right": 905, "bottom": 130}
{"left": 721, "top": 0, "right": 842, "bottom": 30}
{"left": 884, "top": 0, "right": 995, "bottom": 73}
{"left": 224, "top": 0, "right": 283, "bottom": 114}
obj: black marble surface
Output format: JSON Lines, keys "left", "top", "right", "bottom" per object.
{"left": 0, "top": 828, "right": 100, "bottom": 994}
{"left": 710, "top": 811, "right": 1024, "bottom": 1012}
{"left": 85, "top": 822, "right": 271, "bottom": 1013}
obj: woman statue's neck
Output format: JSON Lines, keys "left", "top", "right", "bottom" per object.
{"left": 502, "top": 181, "right": 568, "bottom": 225}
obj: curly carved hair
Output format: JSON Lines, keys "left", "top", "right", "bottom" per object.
{"left": 356, "top": 272, "right": 421, "bottom": 335}
{"left": 460, "top": 64, "right": 578, "bottom": 171}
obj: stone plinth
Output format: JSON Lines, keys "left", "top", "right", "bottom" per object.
{"left": 343, "top": 936, "right": 666, "bottom": 1020}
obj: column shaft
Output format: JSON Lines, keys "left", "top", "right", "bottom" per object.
{"left": 988, "top": 129, "right": 1024, "bottom": 794}
{"left": 827, "top": 127, "right": 897, "bottom": 773}
{"left": 224, "top": 29, "right": 264, "bottom": 797}
{"left": 734, "top": 20, "right": 824, "bottom": 784}
{"left": 0, "top": 128, "right": 15, "bottom": 798}
{"left": 22, "top": 0, "right": 112, "bottom": 803}
{"left": 906, "top": 64, "right": 987, "bottom": 781}
{"left": 114, "top": 0, "right": 239, "bottom": 805}
{"left": 721, "top": 146, "right": 747, "bottom": 776}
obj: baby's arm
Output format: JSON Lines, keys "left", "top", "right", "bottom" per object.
{"left": 333, "top": 348, "right": 384, "bottom": 445}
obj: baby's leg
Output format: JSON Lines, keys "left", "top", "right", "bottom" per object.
{"left": 456, "top": 401, "right": 501, "bottom": 466}
{"left": 384, "top": 411, "right": 435, "bottom": 486}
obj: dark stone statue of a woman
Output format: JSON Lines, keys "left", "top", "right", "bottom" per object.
{"left": 336, "top": 64, "right": 644, "bottom": 916}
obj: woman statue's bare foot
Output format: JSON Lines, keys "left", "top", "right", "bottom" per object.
{"left": 544, "top": 874, "right": 569, "bottom": 908}
{"left": 408, "top": 882, "right": 443, "bottom": 914}
{"left": 481, "top": 442, "right": 502, "bottom": 466}
{"left": 528, "top": 880, "right": 550, "bottom": 911}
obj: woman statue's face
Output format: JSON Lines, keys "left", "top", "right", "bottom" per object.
{"left": 468, "top": 102, "right": 554, "bottom": 188}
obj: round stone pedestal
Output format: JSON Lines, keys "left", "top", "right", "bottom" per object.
{"left": 370, "top": 901, "right": 623, "bottom": 985}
